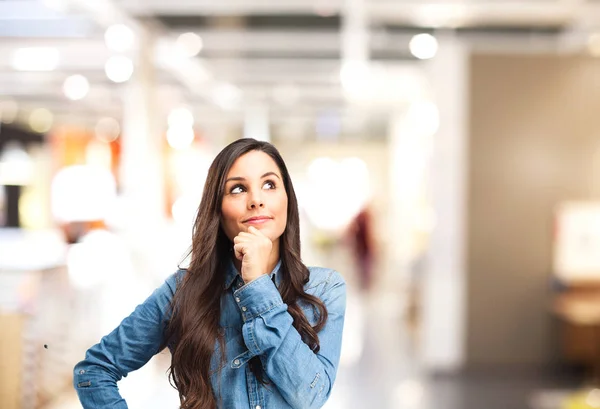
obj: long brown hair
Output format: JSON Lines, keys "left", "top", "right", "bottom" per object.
{"left": 161, "top": 138, "right": 328, "bottom": 409}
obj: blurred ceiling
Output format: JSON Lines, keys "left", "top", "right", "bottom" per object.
{"left": 0, "top": 0, "right": 599, "bottom": 139}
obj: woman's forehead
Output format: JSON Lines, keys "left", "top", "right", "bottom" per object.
{"left": 227, "top": 151, "right": 281, "bottom": 178}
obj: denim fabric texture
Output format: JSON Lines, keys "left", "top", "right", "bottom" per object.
{"left": 73, "top": 258, "right": 346, "bottom": 409}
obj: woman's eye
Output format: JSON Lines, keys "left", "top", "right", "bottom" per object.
{"left": 263, "top": 181, "right": 276, "bottom": 190}
{"left": 230, "top": 185, "right": 244, "bottom": 194}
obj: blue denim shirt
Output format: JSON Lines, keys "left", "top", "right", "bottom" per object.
{"left": 73, "top": 259, "right": 346, "bottom": 409}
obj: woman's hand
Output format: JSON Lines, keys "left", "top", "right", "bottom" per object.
{"left": 233, "top": 226, "right": 273, "bottom": 283}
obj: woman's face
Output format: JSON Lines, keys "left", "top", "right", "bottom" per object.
{"left": 220, "top": 150, "right": 288, "bottom": 243}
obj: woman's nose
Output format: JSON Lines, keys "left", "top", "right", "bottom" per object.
{"left": 247, "top": 192, "right": 264, "bottom": 209}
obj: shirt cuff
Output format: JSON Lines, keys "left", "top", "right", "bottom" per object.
{"left": 233, "top": 274, "right": 284, "bottom": 320}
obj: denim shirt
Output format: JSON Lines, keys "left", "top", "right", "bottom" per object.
{"left": 73, "top": 259, "right": 346, "bottom": 409}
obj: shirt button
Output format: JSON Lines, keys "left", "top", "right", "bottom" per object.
{"left": 242, "top": 306, "right": 247, "bottom": 312}
{"left": 256, "top": 406, "right": 261, "bottom": 409}
{"left": 235, "top": 297, "right": 240, "bottom": 303}
{"left": 234, "top": 359, "right": 240, "bottom": 366}
{"left": 79, "top": 370, "right": 85, "bottom": 374}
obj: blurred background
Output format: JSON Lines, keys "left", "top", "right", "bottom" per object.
{"left": 5, "top": 0, "right": 600, "bottom": 408}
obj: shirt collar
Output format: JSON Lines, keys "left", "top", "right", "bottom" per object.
{"left": 224, "top": 257, "right": 282, "bottom": 289}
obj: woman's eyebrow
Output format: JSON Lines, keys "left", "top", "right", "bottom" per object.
{"left": 225, "top": 176, "right": 245, "bottom": 183}
{"left": 261, "top": 171, "right": 281, "bottom": 180}
{"left": 225, "top": 172, "right": 281, "bottom": 184}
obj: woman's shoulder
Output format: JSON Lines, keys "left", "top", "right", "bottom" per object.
{"left": 162, "top": 268, "right": 188, "bottom": 293}
{"left": 305, "top": 266, "right": 345, "bottom": 291}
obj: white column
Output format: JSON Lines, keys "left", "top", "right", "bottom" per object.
{"left": 118, "top": 29, "right": 170, "bottom": 282}
{"left": 420, "top": 34, "right": 469, "bottom": 372}
{"left": 342, "top": 0, "right": 368, "bottom": 63}
{"left": 119, "top": 30, "right": 165, "bottom": 230}
{"left": 340, "top": 0, "right": 369, "bottom": 99}
{"left": 244, "top": 105, "right": 270, "bottom": 142}
{"left": 387, "top": 110, "right": 432, "bottom": 285}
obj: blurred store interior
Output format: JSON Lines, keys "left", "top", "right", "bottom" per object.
{"left": 5, "top": 1, "right": 600, "bottom": 408}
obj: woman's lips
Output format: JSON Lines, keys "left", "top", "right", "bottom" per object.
{"left": 243, "top": 217, "right": 272, "bottom": 225}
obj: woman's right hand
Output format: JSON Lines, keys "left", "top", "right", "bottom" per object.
{"left": 233, "top": 226, "right": 272, "bottom": 283}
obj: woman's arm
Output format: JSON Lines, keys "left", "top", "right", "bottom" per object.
{"left": 234, "top": 268, "right": 346, "bottom": 409}
{"left": 73, "top": 272, "right": 180, "bottom": 408}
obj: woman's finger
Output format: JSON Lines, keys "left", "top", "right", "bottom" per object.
{"left": 233, "top": 243, "right": 245, "bottom": 260}
{"left": 247, "top": 226, "right": 264, "bottom": 236}
{"left": 233, "top": 235, "right": 251, "bottom": 244}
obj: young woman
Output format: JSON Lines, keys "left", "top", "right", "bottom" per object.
{"left": 73, "top": 138, "right": 347, "bottom": 409}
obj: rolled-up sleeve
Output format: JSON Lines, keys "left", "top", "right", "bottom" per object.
{"left": 73, "top": 272, "right": 181, "bottom": 408}
{"left": 234, "top": 269, "right": 346, "bottom": 409}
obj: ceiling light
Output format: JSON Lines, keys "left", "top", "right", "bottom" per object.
{"left": 212, "top": 83, "right": 242, "bottom": 111}
{"left": 168, "top": 107, "right": 194, "bottom": 129}
{"left": 0, "top": 141, "right": 33, "bottom": 186}
{"left": 29, "top": 108, "right": 54, "bottom": 133}
{"left": 105, "top": 56, "right": 134, "bottom": 83}
{"left": 176, "top": 32, "right": 203, "bottom": 58}
{"left": 167, "top": 127, "right": 195, "bottom": 150}
{"left": 105, "top": 24, "right": 135, "bottom": 52}
{"left": 11, "top": 47, "right": 59, "bottom": 71}
{"left": 95, "top": 117, "right": 121, "bottom": 142}
{"left": 0, "top": 100, "right": 18, "bottom": 124}
{"left": 63, "top": 74, "right": 90, "bottom": 101}
{"left": 409, "top": 33, "right": 438, "bottom": 60}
